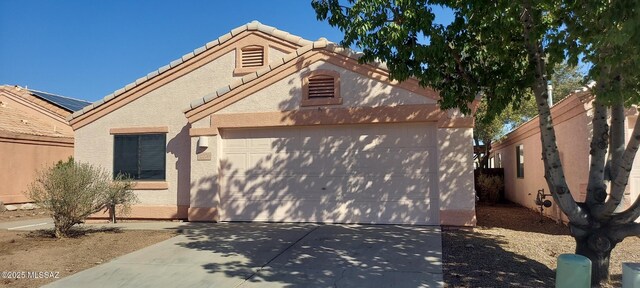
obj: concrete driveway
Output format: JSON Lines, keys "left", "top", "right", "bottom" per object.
{"left": 45, "top": 223, "right": 443, "bottom": 288}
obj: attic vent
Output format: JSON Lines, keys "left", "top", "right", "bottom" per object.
{"left": 308, "top": 75, "right": 335, "bottom": 98}
{"left": 301, "top": 70, "right": 342, "bottom": 107}
{"left": 234, "top": 45, "right": 268, "bottom": 75}
{"left": 241, "top": 46, "right": 264, "bottom": 68}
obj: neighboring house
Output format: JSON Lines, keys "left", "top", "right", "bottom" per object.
{"left": 491, "top": 90, "right": 640, "bottom": 222}
{"left": 69, "top": 21, "right": 477, "bottom": 226}
{"left": 0, "top": 85, "right": 91, "bottom": 204}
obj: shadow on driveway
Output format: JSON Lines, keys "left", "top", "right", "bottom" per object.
{"left": 45, "top": 222, "right": 443, "bottom": 288}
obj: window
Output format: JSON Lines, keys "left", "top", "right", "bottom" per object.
{"left": 301, "top": 70, "right": 342, "bottom": 106}
{"left": 516, "top": 145, "right": 524, "bottom": 178}
{"left": 234, "top": 45, "right": 267, "bottom": 75}
{"left": 114, "top": 134, "right": 166, "bottom": 180}
{"left": 496, "top": 153, "right": 502, "bottom": 168}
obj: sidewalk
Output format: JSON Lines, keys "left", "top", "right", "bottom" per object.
{"left": 0, "top": 217, "right": 189, "bottom": 231}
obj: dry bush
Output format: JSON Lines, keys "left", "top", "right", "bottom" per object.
{"left": 105, "top": 174, "right": 138, "bottom": 223}
{"left": 28, "top": 158, "right": 136, "bottom": 238}
{"left": 477, "top": 173, "right": 504, "bottom": 203}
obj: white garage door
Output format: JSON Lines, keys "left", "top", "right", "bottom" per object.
{"left": 219, "top": 123, "right": 439, "bottom": 224}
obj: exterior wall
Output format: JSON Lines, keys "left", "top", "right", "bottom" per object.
{"left": 75, "top": 51, "right": 239, "bottom": 219}
{"left": 218, "top": 61, "right": 435, "bottom": 115}
{"left": 74, "top": 29, "right": 475, "bottom": 224}
{"left": 188, "top": 135, "right": 221, "bottom": 221}
{"left": 492, "top": 94, "right": 640, "bottom": 222}
{"left": 0, "top": 91, "right": 75, "bottom": 204}
{"left": 0, "top": 135, "right": 73, "bottom": 203}
{"left": 189, "top": 57, "right": 474, "bottom": 225}
{"left": 437, "top": 127, "right": 476, "bottom": 225}
{"left": 626, "top": 116, "right": 640, "bottom": 222}
{"left": 76, "top": 32, "right": 301, "bottom": 220}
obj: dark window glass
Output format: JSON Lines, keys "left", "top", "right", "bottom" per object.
{"left": 114, "top": 134, "right": 166, "bottom": 180}
{"left": 516, "top": 145, "right": 524, "bottom": 178}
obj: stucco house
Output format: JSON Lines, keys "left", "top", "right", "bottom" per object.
{"left": 491, "top": 89, "right": 640, "bottom": 222}
{"left": 0, "top": 85, "right": 90, "bottom": 204}
{"left": 69, "top": 21, "right": 477, "bottom": 226}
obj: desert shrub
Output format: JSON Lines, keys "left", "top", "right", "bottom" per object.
{"left": 27, "top": 158, "right": 135, "bottom": 237}
{"left": 477, "top": 173, "right": 504, "bottom": 203}
{"left": 106, "top": 174, "right": 138, "bottom": 223}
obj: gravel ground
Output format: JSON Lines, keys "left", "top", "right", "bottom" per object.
{"left": 443, "top": 203, "right": 640, "bottom": 287}
{"left": 0, "top": 208, "right": 48, "bottom": 223}
{"left": 0, "top": 228, "right": 176, "bottom": 288}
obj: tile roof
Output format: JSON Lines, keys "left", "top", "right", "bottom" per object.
{"left": 68, "top": 20, "right": 313, "bottom": 121}
{"left": 0, "top": 101, "right": 73, "bottom": 138}
{"left": 185, "top": 38, "right": 392, "bottom": 112}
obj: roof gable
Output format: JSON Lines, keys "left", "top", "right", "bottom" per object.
{"left": 184, "top": 39, "right": 440, "bottom": 123}
{"left": 68, "top": 21, "right": 309, "bottom": 129}
{"left": 0, "top": 87, "right": 74, "bottom": 138}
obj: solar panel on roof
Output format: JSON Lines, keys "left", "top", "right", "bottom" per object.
{"left": 28, "top": 90, "right": 91, "bottom": 112}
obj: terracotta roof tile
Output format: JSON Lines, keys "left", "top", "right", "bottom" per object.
{"left": 186, "top": 34, "right": 443, "bottom": 116}
{"left": 69, "top": 20, "right": 315, "bottom": 122}
{"left": 0, "top": 102, "right": 72, "bottom": 138}
{"left": 0, "top": 85, "right": 89, "bottom": 119}
{"left": 185, "top": 39, "right": 395, "bottom": 112}
{"left": 169, "top": 58, "right": 183, "bottom": 68}
{"left": 193, "top": 46, "right": 207, "bottom": 56}
{"left": 181, "top": 52, "right": 195, "bottom": 62}
{"left": 124, "top": 82, "right": 136, "bottom": 91}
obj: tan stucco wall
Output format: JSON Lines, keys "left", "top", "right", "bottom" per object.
{"left": 217, "top": 61, "right": 436, "bottom": 114}
{"left": 189, "top": 135, "right": 221, "bottom": 221}
{"left": 75, "top": 33, "right": 474, "bottom": 224}
{"left": 493, "top": 95, "right": 640, "bottom": 222}
{"left": 74, "top": 51, "right": 239, "bottom": 217}
{"left": 0, "top": 137, "right": 73, "bottom": 203}
{"left": 190, "top": 59, "right": 474, "bottom": 225}
{"left": 437, "top": 127, "right": 476, "bottom": 225}
{"left": 0, "top": 92, "right": 75, "bottom": 204}
{"left": 74, "top": 31, "right": 304, "bottom": 219}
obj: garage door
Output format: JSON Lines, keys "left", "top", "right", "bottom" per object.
{"left": 219, "top": 123, "right": 439, "bottom": 224}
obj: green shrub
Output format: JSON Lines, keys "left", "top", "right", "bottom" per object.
{"left": 477, "top": 173, "right": 504, "bottom": 203}
{"left": 27, "top": 158, "right": 136, "bottom": 237}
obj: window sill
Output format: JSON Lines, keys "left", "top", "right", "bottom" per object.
{"left": 132, "top": 181, "right": 169, "bottom": 190}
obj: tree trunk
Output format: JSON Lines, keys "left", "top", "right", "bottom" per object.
{"left": 573, "top": 227, "right": 620, "bottom": 287}
{"left": 519, "top": 0, "right": 588, "bottom": 226}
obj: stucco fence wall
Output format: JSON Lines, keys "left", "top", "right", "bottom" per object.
{"left": 0, "top": 134, "right": 73, "bottom": 204}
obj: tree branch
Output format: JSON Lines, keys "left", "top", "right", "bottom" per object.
{"left": 595, "top": 112, "right": 640, "bottom": 219}
{"left": 606, "top": 101, "right": 625, "bottom": 182}
{"left": 586, "top": 100, "right": 609, "bottom": 207}
{"left": 611, "top": 222, "right": 640, "bottom": 242}
{"left": 520, "top": 0, "right": 589, "bottom": 226}
{"left": 611, "top": 191, "right": 640, "bottom": 225}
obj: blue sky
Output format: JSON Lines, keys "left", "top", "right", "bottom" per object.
{"left": 0, "top": 1, "right": 454, "bottom": 102}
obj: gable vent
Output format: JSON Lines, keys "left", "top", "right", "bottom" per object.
{"left": 308, "top": 75, "right": 335, "bottom": 98}
{"left": 241, "top": 46, "right": 264, "bottom": 68}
